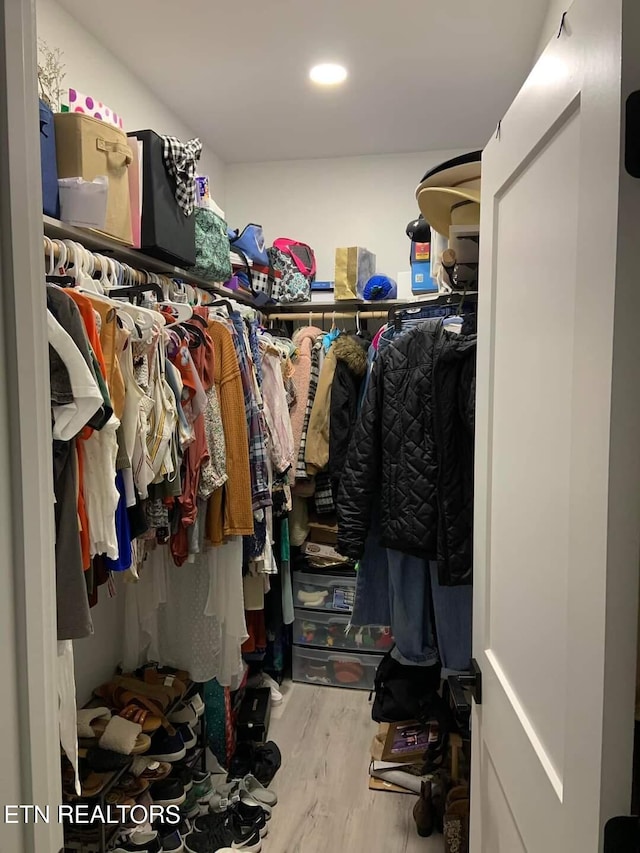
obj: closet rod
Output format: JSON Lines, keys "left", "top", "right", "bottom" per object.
{"left": 267, "top": 310, "right": 389, "bottom": 321}
{"left": 42, "top": 215, "right": 256, "bottom": 306}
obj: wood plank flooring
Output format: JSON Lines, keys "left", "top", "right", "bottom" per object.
{"left": 265, "top": 682, "right": 444, "bottom": 853}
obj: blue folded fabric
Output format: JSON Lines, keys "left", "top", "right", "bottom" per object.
{"left": 362, "top": 275, "right": 397, "bottom": 300}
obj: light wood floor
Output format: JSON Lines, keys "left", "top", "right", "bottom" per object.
{"left": 266, "top": 682, "right": 444, "bottom": 853}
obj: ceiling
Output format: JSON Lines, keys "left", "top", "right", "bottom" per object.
{"left": 58, "top": 0, "right": 549, "bottom": 163}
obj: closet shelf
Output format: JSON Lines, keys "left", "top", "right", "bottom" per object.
{"left": 261, "top": 292, "right": 478, "bottom": 314}
{"left": 43, "top": 216, "right": 256, "bottom": 306}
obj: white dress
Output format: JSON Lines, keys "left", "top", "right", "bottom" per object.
{"left": 123, "top": 538, "right": 248, "bottom": 687}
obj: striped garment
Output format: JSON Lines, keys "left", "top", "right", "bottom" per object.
{"left": 229, "top": 314, "right": 271, "bottom": 510}
{"left": 295, "top": 337, "right": 322, "bottom": 481}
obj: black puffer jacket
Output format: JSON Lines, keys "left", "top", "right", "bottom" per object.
{"left": 337, "top": 318, "right": 476, "bottom": 586}
{"left": 328, "top": 334, "right": 370, "bottom": 492}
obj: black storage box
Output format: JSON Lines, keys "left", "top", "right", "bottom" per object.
{"left": 236, "top": 687, "right": 272, "bottom": 744}
{"left": 128, "top": 129, "right": 196, "bottom": 267}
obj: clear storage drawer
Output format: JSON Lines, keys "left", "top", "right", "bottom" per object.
{"left": 292, "top": 646, "right": 383, "bottom": 691}
{"left": 293, "top": 608, "right": 393, "bottom": 653}
{"left": 293, "top": 571, "right": 356, "bottom": 613}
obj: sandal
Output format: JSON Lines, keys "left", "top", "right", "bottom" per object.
{"left": 96, "top": 716, "right": 151, "bottom": 756}
{"left": 94, "top": 678, "right": 174, "bottom": 734}
{"left": 77, "top": 707, "right": 112, "bottom": 740}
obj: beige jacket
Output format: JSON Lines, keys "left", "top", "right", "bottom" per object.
{"left": 304, "top": 346, "right": 338, "bottom": 474}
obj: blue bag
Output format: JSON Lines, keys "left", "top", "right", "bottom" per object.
{"left": 228, "top": 223, "right": 269, "bottom": 266}
{"left": 39, "top": 100, "right": 59, "bottom": 217}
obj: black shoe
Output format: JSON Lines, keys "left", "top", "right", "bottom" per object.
{"left": 156, "top": 827, "right": 184, "bottom": 852}
{"left": 186, "top": 813, "right": 234, "bottom": 852}
{"left": 171, "top": 763, "right": 194, "bottom": 793}
{"left": 115, "top": 830, "right": 162, "bottom": 853}
{"left": 232, "top": 800, "right": 267, "bottom": 838}
{"left": 150, "top": 777, "right": 186, "bottom": 807}
{"left": 227, "top": 742, "right": 254, "bottom": 781}
{"left": 184, "top": 827, "right": 232, "bottom": 853}
{"left": 224, "top": 810, "right": 263, "bottom": 851}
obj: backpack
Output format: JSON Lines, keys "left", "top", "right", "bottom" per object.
{"left": 371, "top": 650, "right": 444, "bottom": 724}
{"left": 193, "top": 208, "right": 233, "bottom": 282}
{"left": 268, "top": 237, "right": 316, "bottom": 303}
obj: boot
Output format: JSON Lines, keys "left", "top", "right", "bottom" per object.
{"left": 443, "top": 794, "right": 470, "bottom": 853}
{"left": 412, "top": 780, "right": 434, "bottom": 837}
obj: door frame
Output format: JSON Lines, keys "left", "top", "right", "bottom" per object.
{"left": 0, "top": 0, "right": 63, "bottom": 851}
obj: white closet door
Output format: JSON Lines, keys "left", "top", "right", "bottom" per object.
{"left": 472, "top": 0, "right": 640, "bottom": 851}
{"left": 0, "top": 1, "right": 62, "bottom": 852}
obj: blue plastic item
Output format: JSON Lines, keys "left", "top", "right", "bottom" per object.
{"left": 39, "top": 100, "right": 59, "bottom": 217}
{"left": 362, "top": 275, "right": 397, "bottom": 300}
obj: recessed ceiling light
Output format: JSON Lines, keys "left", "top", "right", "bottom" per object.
{"left": 310, "top": 63, "right": 347, "bottom": 86}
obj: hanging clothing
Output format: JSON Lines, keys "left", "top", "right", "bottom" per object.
{"left": 290, "top": 327, "right": 323, "bottom": 461}
{"left": 304, "top": 342, "right": 338, "bottom": 475}
{"left": 337, "top": 318, "right": 477, "bottom": 585}
{"left": 206, "top": 320, "right": 254, "bottom": 540}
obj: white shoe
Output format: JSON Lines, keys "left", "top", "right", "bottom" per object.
{"left": 260, "top": 673, "right": 283, "bottom": 705}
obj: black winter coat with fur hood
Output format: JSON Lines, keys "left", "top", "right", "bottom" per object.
{"left": 328, "top": 334, "right": 371, "bottom": 493}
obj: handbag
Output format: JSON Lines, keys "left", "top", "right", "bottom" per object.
{"left": 192, "top": 208, "right": 233, "bottom": 282}
{"left": 268, "top": 237, "right": 316, "bottom": 303}
{"left": 231, "top": 247, "right": 274, "bottom": 307}
{"left": 229, "top": 223, "right": 269, "bottom": 266}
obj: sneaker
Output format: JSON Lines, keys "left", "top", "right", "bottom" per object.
{"left": 169, "top": 702, "right": 198, "bottom": 727}
{"left": 115, "top": 829, "right": 161, "bottom": 852}
{"left": 177, "top": 724, "right": 198, "bottom": 750}
{"left": 260, "top": 673, "right": 283, "bottom": 705}
{"left": 184, "top": 828, "right": 233, "bottom": 853}
{"left": 150, "top": 778, "right": 186, "bottom": 807}
{"left": 238, "top": 774, "right": 277, "bottom": 807}
{"left": 155, "top": 826, "right": 185, "bottom": 852}
{"left": 194, "top": 813, "right": 261, "bottom": 853}
{"left": 237, "top": 789, "right": 272, "bottom": 820}
{"left": 224, "top": 811, "right": 262, "bottom": 852}
{"left": 171, "top": 765, "right": 194, "bottom": 794}
{"left": 232, "top": 801, "right": 268, "bottom": 838}
{"left": 147, "top": 730, "right": 187, "bottom": 763}
{"left": 192, "top": 770, "right": 213, "bottom": 799}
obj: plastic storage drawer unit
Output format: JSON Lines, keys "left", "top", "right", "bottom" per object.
{"left": 293, "top": 571, "right": 356, "bottom": 613}
{"left": 293, "top": 646, "right": 382, "bottom": 691}
{"left": 294, "top": 608, "right": 394, "bottom": 653}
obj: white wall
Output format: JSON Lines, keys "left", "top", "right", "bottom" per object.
{"left": 73, "top": 582, "right": 126, "bottom": 705}
{"left": 535, "top": 0, "right": 569, "bottom": 58}
{"left": 225, "top": 150, "right": 468, "bottom": 283}
{"left": 36, "top": 0, "right": 226, "bottom": 206}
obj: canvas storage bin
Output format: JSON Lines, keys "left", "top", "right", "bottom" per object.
{"left": 39, "top": 100, "right": 59, "bottom": 218}
{"left": 128, "top": 129, "right": 196, "bottom": 267}
{"left": 334, "top": 247, "right": 376, "bottom": 300}
{"left": 54, "top": 112, "right": 133, "bottom": 245}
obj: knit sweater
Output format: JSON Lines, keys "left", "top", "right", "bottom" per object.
{"left": 206, "top": 320, "right": 254, "bottom": 541}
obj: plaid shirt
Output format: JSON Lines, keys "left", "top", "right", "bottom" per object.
{"left": 161, "top": 136, "right": 202, "bottom": 216}
{"left": 295, "top": 337, "right": 322, "bottom": 480}
{"left": 230, "top": 314, "right": 271, "bottom": 510}
{"left": 314, "top": 471, "right": 335, "bottom": 515}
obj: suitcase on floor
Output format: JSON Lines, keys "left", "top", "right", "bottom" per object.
{"left": 236, "top": 687, "right": 271, "bottom": 744}
{"left": 128, "top": 129, "right": 196, "bottom": 267}
{"left": 39, "top": 100, "right": 59, "bottom": 218}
